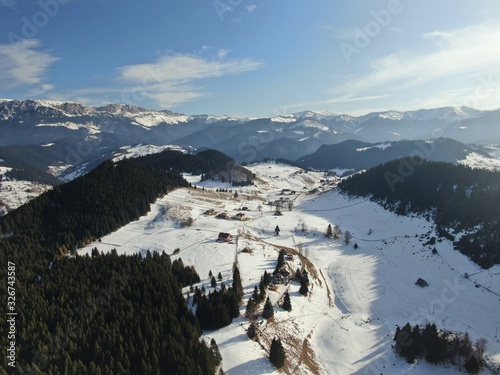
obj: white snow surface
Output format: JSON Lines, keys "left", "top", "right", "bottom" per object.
{"left": 271, "top": 115, "right": 297, "bottom": 123}
{"left": 356, "top": 142, "right": 392, "bottom": 152}
{"left": 131, "top": 112, "right": 190, "bottom": 127}
{"left": 111, "top": 144, "right": 191, "bottom": 161}
{"left": 0, "top": 167, "right": 50, "bottom": 215}
{"left": 79, "top": 162, "right": 500, "bottom": 374}
{"left": 291, "top": 120, "right": 330, "bottom": 132}
{"left": 460, "top": 152, "right": 500, "bottom": 171}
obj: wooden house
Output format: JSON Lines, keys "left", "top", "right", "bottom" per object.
{"left": 217, "top": 232, "right": 233, "bottom": 243}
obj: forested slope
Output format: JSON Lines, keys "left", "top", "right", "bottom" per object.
{"left": 339, "top": 158, "right": 500, "bottom": 268}
{"left": 0, "top": 151, "right": 236, "bottom": 374}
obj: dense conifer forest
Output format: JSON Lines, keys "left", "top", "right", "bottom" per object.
{"left": 394, "top": 322, "right": 486, "bottom": 373}
{"left": 132, "top": 149, "right": 234, "bottom": 176}
{"left": 339, "top": 158, "right": 500, "bottom": 268}
{"left": 0, "top": 150, "right": 237, "bottom": 374}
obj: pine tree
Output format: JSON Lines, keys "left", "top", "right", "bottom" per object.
{"left": 263, "top": 270, "right": 271, "bottom": 286}
{"left": 210, "top": 338, "right": 222, "bottom": 365}
{"left": 263, "top": 297, "right": 274, "bottom": 319}
{"left": 217, "top": 272, "right": 223, "bottom": 281}
{"left": 333, "top": 225, "right": 341, "bottom": 239}
{"left": 277, "top": 249, "right": 285, "bottom": 269}
{"left": 247, "top": 322, "right": 257, "bottom": 339}
{"left": 326, "top": 224, "right": 333, "bottom": 238}
{"left": 344, "top": 230, "right": 352, "bottom": 245}
{"left": 474, "top": 338, "right": 487, "bottom": 366}
{"left": 465, "top": 354, "right": 480, "bottom": 374}
{"left": 259, "top": 278, "right": 266, "bottom": 301}
{"left": 232, "top": 266, "right": 244, "bottom": 301}
{"left": 269, "top": 338, "right": 286, "bottom": 368}
{"left": 246, "top": 297, "right": 256, "bottom": 316}
{"left": 299, "top": 279, "right": 309, "bottom": 296}
{"left": 252, "top": 285, "right": 260, "bottom": 302}
{"left": 211, "top": 276, "right": 217, "bottom": 288}
{"left": 282, "top": 292, "right": 292, "bottom": 311}
{"left": 275, "top": 225, "right": 280, "bottom": 236}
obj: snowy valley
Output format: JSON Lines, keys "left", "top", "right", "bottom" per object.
{"left": 77, "top": 162, "right": 500, "bottom": 375}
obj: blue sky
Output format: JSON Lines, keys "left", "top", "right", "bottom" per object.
{"left": 0, "top": 0, "right": 499, "bottom": 117}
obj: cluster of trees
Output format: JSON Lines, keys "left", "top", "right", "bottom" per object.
{"left": 193, "top": 266, "right": 243, "bottom": 330}
{"left": 326, "top": 224, "right": 354, "bottom": 246}
{"left": 0, "top": 251, "right": 220, "bottom": 374}
{"left": 194, "top": 288, "right": 240, "bottom": 330}
{"left": 339, "top": 158, "right": 500, "bottom": 267}
{"left": 0, "top": 158, "right": 188, "bottom": 261}
{"left": 246, "top": 270, "right": 271, "bottom": 316}
{"left": 172, "top": 258, "right": 201, "bottom": 288}
{"left": 0, "top": 151, "right": 247, "bottom": 374}
{"left": 134, "top": 149, "right": 234, "bottom": 176}
{"left": 394, "top": 323, "right": 487, "bottom": 373}
{"left": 256, "top": 157, "right": 309, "bottom": 171}
{"left": 0, "top": 144, "right": 62, "bottom": 185}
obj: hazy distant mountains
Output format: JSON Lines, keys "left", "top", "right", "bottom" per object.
{"left": 0, "top": 99, "right": 499, "bottom": 183}
{"left": 297, "top": 138, "right": 498, "bottom": 173}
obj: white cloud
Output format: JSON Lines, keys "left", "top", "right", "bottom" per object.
{"left": 217, "top": 49, "right": 230, "bottom": 58}
{"left": 116, "top": 52, "right": 263, "bottom": 108}
{"left": 331, "top": 22, "right": 500, "bottom": 109}
{"left": 29, "top": 83, "right": 55, "bottom": 96}
{"left": 0, "top": 39, "right": 59, "bottom": 89}
{"left": 247, "top": 5, "right": 257, "bottom": 13}
{"left": 119, "top": 53, "right": 262, "bottom": 82}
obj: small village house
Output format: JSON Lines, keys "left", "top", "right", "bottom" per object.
{"left": 217, "top": 232, "right": 233, "bottom": 243}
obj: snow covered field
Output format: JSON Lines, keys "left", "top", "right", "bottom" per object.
{"left": 0, "top": 167, "right": 50, "bottom": 216}
{"left": 81, "top": 162, "right": 500, "bottom": 374}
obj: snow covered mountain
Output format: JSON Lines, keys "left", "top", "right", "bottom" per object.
{"left": 298, "top": 138, "right": 500, "bottom": 173}
{"left": 1, "top": 99, "right": 499, "bottom": 186}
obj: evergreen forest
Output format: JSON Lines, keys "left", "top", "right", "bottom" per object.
{"left": 339, "top": 158, "right": 500, "bottom": 268}
{"left": 0, "top": 150, "right": 237, "bottom": 374}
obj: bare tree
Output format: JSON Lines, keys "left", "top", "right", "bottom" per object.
{"left": 475, "top": 338, "right": 487, "bottom": 365}
{"left": 333, "top": 225, "right": 341, "bottom": 239}
{"left": 344, "top": 230, "right": 352, "bottom": 245}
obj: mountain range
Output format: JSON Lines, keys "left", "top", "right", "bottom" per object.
{"left": 1, "top": 99, "right": 499, "bottom": 184}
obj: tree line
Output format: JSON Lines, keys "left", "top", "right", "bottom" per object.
{"left": 339, "top": 158, "right": 500, "bottom": 268}
{"left": 394, "top": 322, "right": 487, "bottom": 373}
{"left": 0, "top": 150, "right": 243, "bottom": 374}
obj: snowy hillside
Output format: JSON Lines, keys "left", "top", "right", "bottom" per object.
{"left": 80, "top": 162, "right": 500, "bottom": 374}
{"left": 0, "top": 166, "right": 50, "bottom": 216}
